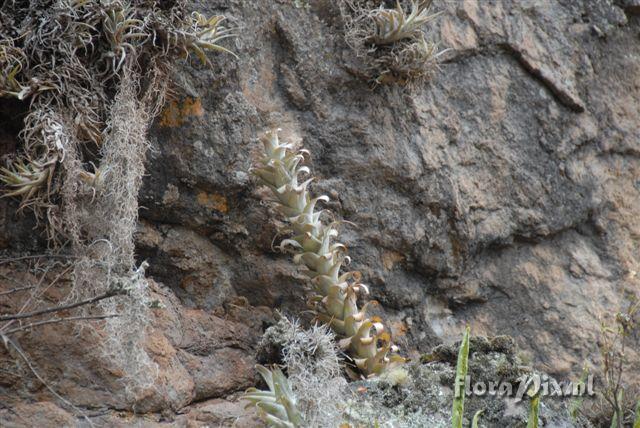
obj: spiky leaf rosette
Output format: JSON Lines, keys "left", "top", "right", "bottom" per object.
{"left": 340, "top": 0, "right": 445, "bottom": 86}
{"left": 370, "top": 0, "right": 440, "bottom": 45}
{"left": 0, "top": 158, "right": 54, "bottom": 207}
{"left": 252, "top": 129, "right": 404, "bottom": 377}
{"left": 244, "top": 365, "right": 304, "bottom": 428}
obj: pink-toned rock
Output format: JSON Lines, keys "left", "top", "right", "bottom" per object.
{"left": 0, "top": 402, "right": 75, "bottom": 428}
{"left": 177, "top": 348, "right": 255, "bottom": 401}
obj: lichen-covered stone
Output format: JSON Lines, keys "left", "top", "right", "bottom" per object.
{"left": 346, "top": 337, "right": 587, "bottom": 427}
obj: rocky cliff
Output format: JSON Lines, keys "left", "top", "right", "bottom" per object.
{"left": 1, "top": 0, "right": 639, "bottom": 426}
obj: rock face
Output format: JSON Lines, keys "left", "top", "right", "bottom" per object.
{"left": 1, "top": 0, "right": 639, "bottom": 425}
{"left": 140, "top": 0, "right": 640, "bottom": 376}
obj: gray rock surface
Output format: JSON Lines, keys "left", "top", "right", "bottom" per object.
{"left": 139, "top": 0, "right": 640, "bottom": 378}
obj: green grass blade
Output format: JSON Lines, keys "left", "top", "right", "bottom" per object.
{"left": 471, "top": 409, "right": 484, "bottom": 428}
{"left": 633, "top": 399, "right": 640, "bottom": 428}
{"left": 610, "top": 389, "right": 624, "bottom": 428}
{"left": 451, "top": 326, "right": 470, "bottom": 428}
{"left": 527, "top": 394, "right": 540, "bottom": 428}
{"left": 569, "top": 366, "right": 589, "bottom": 421}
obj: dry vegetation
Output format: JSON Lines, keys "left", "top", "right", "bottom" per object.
{"left": 341, "top": 0, "right": 445, "bottom": 86}
{"left": 0, "top": 0, "right": 233, "bottom": 239}
{"left": 0, "top": 0, "right": 234, "bottom": 406}
{"left": 246, "top": 317, "right": 346, "bottom": 427}
{"left": 1, "top": 2, "right": 638, "bottom": 427}
{"left": 593, "top": 300, "right": 640, "bottom": 427}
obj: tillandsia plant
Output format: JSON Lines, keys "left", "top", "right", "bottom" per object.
{"left": 249, "top": 316, "right": 346, "bottom": 427}
{"left": 186, "top": 13, "right": 238, "bottom": 64}
{"left": 251, "top": 129, "right": 405, "bottom": 377}
{"left": 0, "top": 158, "right": 55, "bottom": 208}
{"left": 370, "top": 0, "right": 441, "bottom": 45}
{"left": 341, "top": 0, "right": 445, "bottom": 86}
{"left": 371, "top": 33, "right": 441, "bottom": 86}
{"left": 244, "top": 365, "right": 304, "bottom": 428}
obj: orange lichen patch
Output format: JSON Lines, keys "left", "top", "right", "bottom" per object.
{"left": 196, "top": 191, "right": 228, "bottom": 213}
{"left": 159, "top": 97, "right": 204, "bottom": 127}
{"left": 144, "top": 331, "right": 176, "bottom": 359}
{"left": 381, "top": 250, "right": 404, "bottom": 270}
{"left": 390, "top": 320, "right": 408, "bottom": 337}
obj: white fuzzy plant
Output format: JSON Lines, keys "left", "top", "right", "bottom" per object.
{"left": 244, "top": 317, "right": 346, "bottom": 428}
{"left": 251, "top": 129, "right": 404, "bottom": 378}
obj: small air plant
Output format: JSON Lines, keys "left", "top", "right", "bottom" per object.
{"left": 0, "top": 1, "right": 237, "bottom": 239}
{"left": 400, "top": 33, "right": 439, "bottom": 65}
{"left": 251, "top": 129, "right": 404, "bottom": 377}
{"left": 0, "top": 158, "right": 54, "bottom": 209}
{"left": 178, "top": 12, "right": 238, "bottom": 64}
{"left": 102, "top": 3, "right": 146, "bottom": 73}
{"left": 78, "top": 162, "right": 106, "bottom": 201}
{"left": 0, "top": 64, "right": 30, "bottom": 100}
{"left": 78, "top": 162, "right": 105, "bottom": 188}
{"left": 244, "top": 365, "right": 304, "bottom": 428}
{"left": 372, "top": 34, "right": 442, "bottom": 86}
{"left": 341, "top": 0, "right": 445, "bottom": 86}
{"left": 370, "top": 0, "right": 440, "bottom": 45}
{"left": 0, "top": 46, "right": 38, "bottom": 100}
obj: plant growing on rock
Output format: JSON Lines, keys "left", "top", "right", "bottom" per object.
{"left": 597, "top": 300, "right": 640, "bottom": 428}
{"left": 246, "top": 316, "right": 346, "bottom": 427}
{"left": 186, "top": 13, "right": 238, "bottom": 64}
{"left": 251, "top": 129, "right": 404, "bottom": 378}
{"left": 471, "top": 409, "right": 484, "bottom": 428}
{"left": 0, "top": 159, "right": 54, "bottom": 208}
{"left": 244, "top": 365, "right": 304, "bottom": 428}
{"left": 370, "top": 0, "right": 441, "bottom": 45}
{"left": 341, "top": 0, "right": 445, "bottom": 86}
{"left": 0, "top": 0, "right": 235, "bottom": 235}
{"left": 0, "top": 0, "right": 235, "bottom": 405}
{"left": 527, "top": 393, "right": 540, "bottom": 428}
